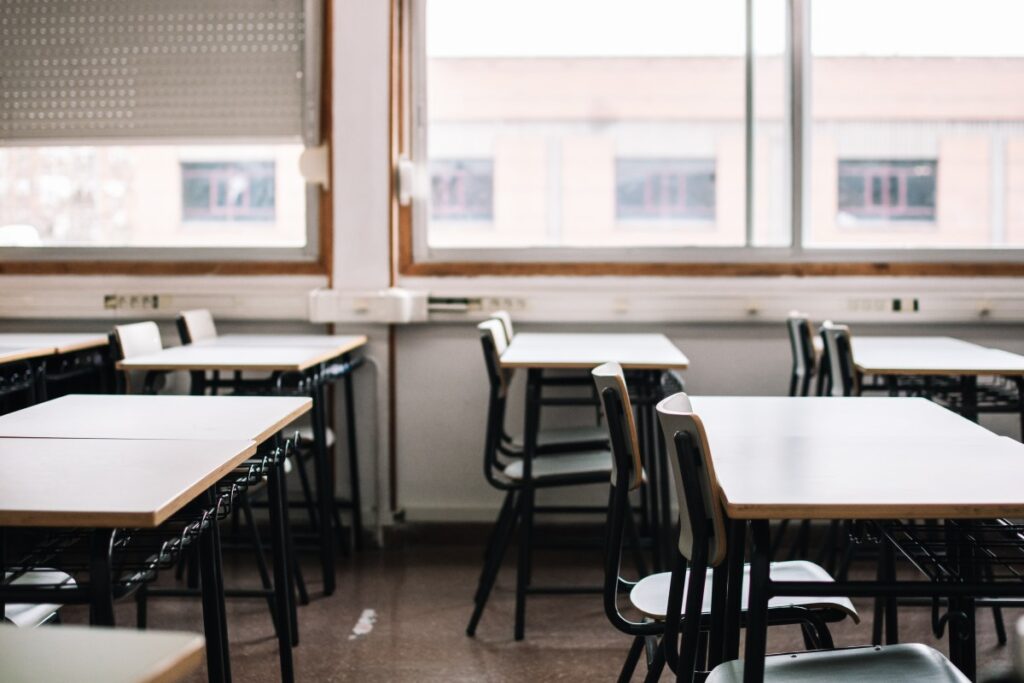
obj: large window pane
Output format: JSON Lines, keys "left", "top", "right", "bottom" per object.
{"left": 807, "top": 0, "right": 1024, "bottom": 249}
{"left": 0, "top": 145, "right": 306, "bottom": 248}
{"left": 423, "top": 0, "right": 746, "bottom": 249}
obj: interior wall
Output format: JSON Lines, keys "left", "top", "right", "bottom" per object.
{"left": 395, "top": 321, "right": 1024, "bottom": 522}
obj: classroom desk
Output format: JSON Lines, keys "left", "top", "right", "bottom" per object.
{"left": 853, "top": 336, "right": 1024, "bottom": 421}
{"left": 0, "top": 625, "right": 205, "bottom": 683}
{"left": 688, "top": 396, "right": 1024, "bottom": 682}
{"left": 196, "top": 333, "right": 368, "bottom": 350}
{"left": 0, "top": 394, "right": 311, "bottom": 682}
{"left": 0, "top": 333, "right": 112, "bottom": 400}
{"left": 0, "top": 437, "right": 255, "bottom": 683}
{"left": 117, "top": 340, "right": 367, "bottom": 595}
{"left": 501, "top": 332, "right": 689, "bottom": 575}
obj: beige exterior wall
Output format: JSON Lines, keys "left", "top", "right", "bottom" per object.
{"left": 1006, "top": 137, "right": 1024, "bottom": 245}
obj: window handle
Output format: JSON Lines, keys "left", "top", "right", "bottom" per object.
{"left": 397, "top": 155, "right": 416, "bottom": 207}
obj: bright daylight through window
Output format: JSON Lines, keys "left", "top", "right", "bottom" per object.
{"left": 418, "top": 0, "right": 1024, "bottom": 258}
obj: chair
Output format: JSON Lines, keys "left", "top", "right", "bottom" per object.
{"left": 176, "top": 309, "right": 218, "bottom": 343}
{"left": 705, "top": 643, "right": 968, "bottom": 682}
{"left": 654, "top": 392, "right": 859, "bottom": 682}
{"left": 786, "top": 312, "right": 818, "bottom": 397}
{"left": 819, "top": 321, "right": 860, "bottom": 397}
{"left": 466, "top": 319, "right": 615, "bottom": 639}
{"left": 111, "top": 321, "right": 166, "bottom": 394}
{"left": 3, "top": 570, "right": 75, "bottom": 627}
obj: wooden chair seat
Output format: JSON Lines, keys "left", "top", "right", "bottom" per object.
{"left": 507, "top": 425, "right": 608, "bottom": 450}
{"left": 706, "top": 643, "right": 968, "bottom": 682}
{"left": 629, "top": 560, "right": 858, "bottom": 622}
{"left": 502, "top": 450, "right": 612, "bottom": 481}
{"left": 3, "top": 570, "right": 75, "bottom": 627}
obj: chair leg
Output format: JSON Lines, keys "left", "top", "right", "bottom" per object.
{"left": 294, "top": 449, "right": 320, "bottom": 531}
{"left": 787, "top": 520, "right": 811, "bottom": 561}
{"left": 466, "top": 492, "right": 519, "bottom": 637}
{"left": 643, "top": 640, "right": 665, "bottom": 683}
{"left": 624, "top": 498, "right": 649, "bottom": 578}
{"left": 513, "top": 485, "right": 535, "bottom": 641}
{"left": 770, "top": 519, "right": 790, "bottom": 559}
{"left": 618, "top": 636, "right": 646, "bottom": 683}
{"left": 135, "top": 584, "right": 148, "bottom": 629}
{"left": 474, "top": 491, "right": 516, "bottom": 603}
{"left": 241, "top": 492, "right": 278, "bottom": 633}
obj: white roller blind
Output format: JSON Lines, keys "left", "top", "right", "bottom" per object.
{"left": 0, "top": 0, "right": 322, "bottom": 143}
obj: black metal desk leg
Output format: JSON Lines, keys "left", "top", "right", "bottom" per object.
{"left": 200, "top": 500, "right": 230, "bottom": 683}
{"left": 723, "top": 519, "right": 746, "bottom": 662}
{"left": 708, "top": 561, "right": 729, "bottom": 669}
{"left": 652, "top": 373, "right": 673, "bottom": 569}
{"left": 88, "top": 528, "right": 116, "bottom": 626}
{"left": 312, "top": 380, "right": 337, "bottom": 595}
{"left": 961, "top": 375, "right": 979, "bottom": 423}
{"left": 267, "top": 452, "right": 296, "bottom": 683}
{"left": 343, "top": 363, "right": 363, "bottom": 550}
{"left": 514, "top": 368, "right": 542, "bottom": 641}
{"left": 742, "top": 520, "right": 771, "bottom": 683}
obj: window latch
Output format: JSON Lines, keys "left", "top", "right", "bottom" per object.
{"left": 397, "top": 155, "right": 416, "bottom": 207}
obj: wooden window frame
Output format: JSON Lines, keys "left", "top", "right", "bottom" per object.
{"left": 0, "top": 1, "right": 334, "bottom": 280}
{"left": 390, "top": 0, "right": 1024, "bottom": 279}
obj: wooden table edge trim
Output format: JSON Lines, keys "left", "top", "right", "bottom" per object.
{"left": 0, "top": 347, "right": 53, "bottom": 363}
{"left": 116, "top": 345, "right": 351, "bottom": 372}
{"left": 722, "top": 501, "right": 1024, "bottom": 520}
{"left": 500, "top": 360, "right": 690, "bottom": 370}
{"left": 53, "top": 337, "right": 110, "bottom": 354}
{"left": 147, "top": 633, "right": 206, "bottom": 683}
{"left": 857, "top": 364, "right": 1024, "bottom": 376}
{"left": 252, "top": 400, "right": 313, "bottom": 444}
{"left": 0, "top": 440, "right": 258, "bottom": 529}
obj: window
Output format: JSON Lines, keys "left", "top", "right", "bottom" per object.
{"left": 837, "top": 160, "right": 936, "bottom": 223}
{"left": 183, "top": 161, "right": 277, "bottom": 223}
{"left": 0, "top": 0, "right": 324, "bottom": 263}
{"left": 430, "top": 160, "right": 494, "bottom": 221}
{"left": 402, "top": 0, "right": 1024, "bottom": 271}
{"left": 616, "top": 159, "right": 715, "bottom": 222}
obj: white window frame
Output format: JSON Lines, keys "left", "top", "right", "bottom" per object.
{"left": 407, "top": 0, "right": 1024, "bottom": 265}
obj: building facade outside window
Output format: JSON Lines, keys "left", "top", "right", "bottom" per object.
{"left": 616, "top": 159, "right": 716, "bottom": 222}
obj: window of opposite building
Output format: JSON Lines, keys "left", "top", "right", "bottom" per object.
{"left": 837, "top": 160, "right": 936, "bottom": 224}
{"left": 430, "top": 159, "right": 494, "bottom": 222}
{"left": 182, "top": 161, "right": 277, "bottom": 224}
{"left": 616, "top": 159, "right": 716, "bottom": 222}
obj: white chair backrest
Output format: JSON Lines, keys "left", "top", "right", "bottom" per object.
{"left": 180, "top": 309, "right": 218, "bottom": 343}
{"left": 592, "top": 362, "right": 643, "bottom": 490}
{"left": 113, "top": 321, "right": 163, "bottom": 359}
{"left": 657, "top": 392, "right": 728, "bottom": 567}
{"left": 786, "top": 311, "right": 815, "bottom": 376}
{"left": 478, "top": 318, "right": 512, "bottom": 397}
{"left": 820, "top": 320, "right": 858, "bottom": 397}
{"left": 492, "top": 310, "right": 514, "bottom": 345}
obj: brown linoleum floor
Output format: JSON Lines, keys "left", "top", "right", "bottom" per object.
{"left": 61, "top": 534, "right": 1020, "bottom": 682}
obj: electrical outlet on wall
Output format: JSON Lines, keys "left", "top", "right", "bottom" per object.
{"left": 103, "top": 294, "right": 161, "bottom": 311}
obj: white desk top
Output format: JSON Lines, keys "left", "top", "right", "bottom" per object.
{"left": 853, "top": 336, "right": 1024, "bottom": 376}
{"left": 117, "top": 345, "right": 342, "bottom": 372}
{"left": 0, "top": 394, "right": 311, "bottom": 444}
{"left": 197, "top": 333, "right": 367, "bottom": 352}
{"left": 683, "top": 396, "right": 1024, "bottom": 520}
{"left": 689, "top": 396, "right": 992, "bottom": 440}
{"left": 501, "top": 333, "right": 689, "bottom": 370}
{"left": 0, "top": 346, "right": 52, "bottom": 364}
{"left": 0, "top": 333, "right": 108, "bottom": 354}
{"left": 0, "top": 625, "right": 204, "bottom": 683}
{"left": 0, "top": 437, "right": 256, "bottom": 527}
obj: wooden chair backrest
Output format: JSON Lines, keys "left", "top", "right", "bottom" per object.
{"left": 492, "top": 310, "right": 514, "bottom": 344}
{"left": 820, "top": 321, "right": 859, "bottom": 397}
{"left": 112, "top": 321, "right": 163, "bottom": 359}
{"left": 178, "top": 309, "right": 218, "bottom": 343}
{"left": 657, "top": 392, "right": 728, "bottom": 567}
{"left": 592, "top": 362, "right": 643, "bottom": 490}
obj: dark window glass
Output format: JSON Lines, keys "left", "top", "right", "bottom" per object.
{"left": 837, "top": 160, "right": 936, "bottom": 222}
{"left": 430, "top": 159, "right": 494, "bottom": 221}
{"left": 181, "top": 161, "right": 276, "bottom": 222}
{"left": 616, "top": 159, "right": 716, "bottom": 220}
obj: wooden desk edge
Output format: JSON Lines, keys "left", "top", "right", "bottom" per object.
{"left": 54, "top": 337, "right": 110, "bottom": 354}
{"left": 500, "top": 360, "right": 690, "bottom": 370}
{"left": 0, "top": 347, "right": 52, "bottom": 364}
{"left": 254, "top": 399, "right": 313, "bottom": 444}
{"left": 0, "top": 441, "right": 259, "bottom": 529}
{"left": 856, "top": 364, "right": 1024, "bottom": 377}
{"left": 722, "top": 500, "right": 1024, "bottom": 520}
{"left": 148, "top": 633, "right": 206, "bottom": 683}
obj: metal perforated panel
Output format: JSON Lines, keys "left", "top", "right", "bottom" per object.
{"left": 0, "top": 0, "right": 321, "bottom": 143}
